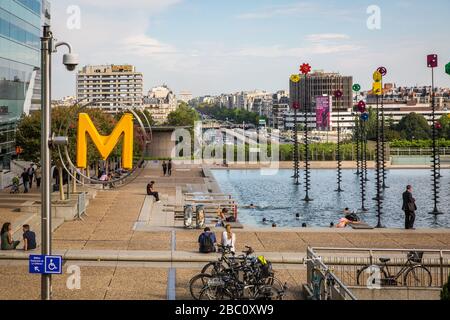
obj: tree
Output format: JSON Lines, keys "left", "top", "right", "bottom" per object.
{"left": 438, "top": 114, "right": 450, "bottom": 140}
{"left": 166, "top": 103, "right": 200, "bottom": 127}
{"left": 15, "top": 106, "right": 118, "bottom": 200}
{"left": 395, "top": 113, "right": 431, "bottom": 141}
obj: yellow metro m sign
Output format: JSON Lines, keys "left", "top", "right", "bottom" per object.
{"left": 76, "top": 113, "right": 134, "bottom": 169}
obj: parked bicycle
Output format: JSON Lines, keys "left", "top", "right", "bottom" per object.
{"left": 189, "top": 245, "right": 286, "bottom": 300}
{"left": 356, "top": 251, "right": 432, "bottom": 287}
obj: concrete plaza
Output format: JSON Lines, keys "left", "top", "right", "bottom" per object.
{"left": 0, "top": 163, "right": 449, "bottom": 300}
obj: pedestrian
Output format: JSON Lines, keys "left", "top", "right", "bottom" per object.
{"left": 146, "top": 181, "right": 161, "bottom": 202}
{"left": 22, "top": 224, "right": 36, "bottom": 251}
{"left": 221, "top": 224, "right": 236, "bottom": 253}
{"left": 198, "top": 227, "right": 217, "bottom": 253}
{"left": 162, "top": 161, "right": 167, "bottom": 176}
{"left": 167, "top": 159, "right": 172, "bottom": 176}
{"left": 1, "top": 223, "right": 20, "bottom": 250}
{"left": 402, "top": 185, "right": 417, "bottom": 230}
{"left": 27, "top": 164, "right": 35, "bottom": 189}
{"left": 21, "top": 168, "right": 29, "bottom": 193}
{"left": 35, "top": 166, "right": 42, "bottom": 188}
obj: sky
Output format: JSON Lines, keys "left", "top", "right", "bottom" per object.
{"left": 51, "top": 0, "right": 450, "bottom": 99}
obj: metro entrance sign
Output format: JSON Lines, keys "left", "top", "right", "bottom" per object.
{"left": 29, "top": 255, "right": 63, "bottom": 275}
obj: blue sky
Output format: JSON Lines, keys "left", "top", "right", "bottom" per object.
{"left": 52, "top": 0, "right": 450, "bottom": 98}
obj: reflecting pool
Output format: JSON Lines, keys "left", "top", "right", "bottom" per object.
{"left": 211, "top": 169, "right": 450, "bottom": 228}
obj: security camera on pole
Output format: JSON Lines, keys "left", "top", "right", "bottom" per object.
{"left": 40, "top": 26, "right": 78, "bottom": 300}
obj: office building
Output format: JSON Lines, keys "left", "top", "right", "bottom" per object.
{"left": 0, "top": 0, "right": 48, "bottom": 169}
{"left": 290, "top": 71, "right": 353, "bottom": 112}
{"left": 76, "top": 64, "right": 143, "bottom": 113}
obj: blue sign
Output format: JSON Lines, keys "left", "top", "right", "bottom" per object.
{"left": 44, "top": 256, "right": 62, "bottom": 274}
{"left": 29, "top": 255, "right": 44, "bottom": 274}
{"left": 29, "top": 255, "right": 62, "bottom": 274}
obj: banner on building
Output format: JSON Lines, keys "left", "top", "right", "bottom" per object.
{"left": 315, "top": 96, "right": 332, "bottom": 131}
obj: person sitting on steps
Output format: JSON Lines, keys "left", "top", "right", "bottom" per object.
{"left": 198, "top": 227, "right": 216, "bottom": 253}
{"left": 147, "top": 181, "right": 161, "bottom": 203}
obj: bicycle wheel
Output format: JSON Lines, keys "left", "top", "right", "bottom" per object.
{"left": 189, "top": 273, "right": 212, "bottom": 300}
{"left": 356, "top": 265, "right": 389, "bottom": 287}
{"left": 255, "top": 277, "right": 286, "bottom": 300}
{"left": 201, "top": 261, "right": 222, "bottom": 275}
{"left": 403, "top": 265, "right": 432, "bottom": 287}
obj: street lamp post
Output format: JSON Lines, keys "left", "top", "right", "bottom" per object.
{"left": 40, "top": 25, "right": 78, "bottom": 300}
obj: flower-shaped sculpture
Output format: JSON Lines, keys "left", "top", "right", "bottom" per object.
{"left": 334, "top": 90, "right": 343, "bottom": 99}
{"left": 357, "top": 101, "right": 366, "bottom": 113}
{"left": 290, "top": 74, "right": 301, "bottom": 83}
{"left": 427, "top": 54, "right": 438, "bottom": 68}
{"left": 361, "top": 112, "right": 369, "bottom": 122}
{"left": 352, "top": 84, "right": 361, "bottom": 92}
{"left": 300, "top": 63, "right": 311, "bottom": 75}
{"left": 377, "top": 66, "right": 387, "bottom": 76}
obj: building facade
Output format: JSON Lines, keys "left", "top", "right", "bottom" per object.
{"left": 290, "top": 71, "right": 353, "bottom": 112}
{"left": 143, "top": 85, "right": 177, "bottom": 124}
{"left": 76, "top": 64, "right": 143, "bottom": 113}
{"left": 0, "top": 0, "right": 47, "bottom": 168}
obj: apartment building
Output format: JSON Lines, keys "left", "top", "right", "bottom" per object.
{"left": 76, "top": 64, "right": 143, "bottom": 113}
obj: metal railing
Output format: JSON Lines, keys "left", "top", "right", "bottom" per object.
{"left": 305, "top": 247, "right": 358, "bottom": 300}
{"left": 311, "top": 247, "right": 450, "bottom": 288}
{"left": 390, "top": 148, "right": 450, "bottom": 156}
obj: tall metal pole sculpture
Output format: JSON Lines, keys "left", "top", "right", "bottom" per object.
{"left": 334, "top": 90, "right": 344, "bottom": 192}
{"left": 427, "top": 54, "right": 442, "bottom": 215}
{"left": 290, "top": 74, "right": 301, "bottom": 185}
{"left": 353, "top": 84, "right": 362, "bottom": 177}
{"left": 300, "top": 63, "right": 312, "bottom": 202}
{"left": 373, "top": 69, "right": 384, "bottom": 228}
{"left": 377, "top": 66, "right": 389, "bottom": 189}
{"left": 359, "top": 105, "right": 369, "bottom": 212}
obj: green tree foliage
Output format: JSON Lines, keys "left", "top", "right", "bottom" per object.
{"left": 166, "top": 102, "right": 200, "bottom": 127}
{"left": 395, "top": 112, "right": 431, "bottom": 140}
{"left": 438, "top": 114, "right": 450, "bottom": 139}
{"left": 195, "top": 103, "right": 264, "bottom": 126}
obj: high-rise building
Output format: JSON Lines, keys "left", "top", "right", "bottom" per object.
{"left": 0, "top": 0, "right": 48, "bottom": 169}
{"left": 290, "top": 71, "right": 353, "bottom": 112}
{"left": 143, "top": 85, "right": 177, "bottom": 124}
{"left": 76, "top": 64, "right": 143, "bottom": 113}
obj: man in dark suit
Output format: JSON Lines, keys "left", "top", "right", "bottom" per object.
{"left": 402, "top": 185, "right": 417, "bottom": 230}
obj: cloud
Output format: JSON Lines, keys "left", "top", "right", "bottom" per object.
{"left": 121, "top": 34, "right": 178, "bottom": 56}
{"left": 306, "top": 33, "right": 350, "bottom": 42}
{"left": 236, "top": 2, "right": 315, "bottom": 19}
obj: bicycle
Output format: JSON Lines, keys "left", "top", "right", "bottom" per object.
{"left": 356, "top": 251, "right": 432, "bottom": 287}
{"left": 305, "top": 256, "right": 335, "bottom": 300}
{"left": 201, "top": 245, "right": 254, "bottom": 276}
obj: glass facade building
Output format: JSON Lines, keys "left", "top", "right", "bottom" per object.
{"left": 0, "top": 0, "right": 43, "bottom": 168}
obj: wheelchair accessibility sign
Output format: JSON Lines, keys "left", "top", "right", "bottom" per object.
{"left": 29, "top": 255, "right": 62, "bottom": 274}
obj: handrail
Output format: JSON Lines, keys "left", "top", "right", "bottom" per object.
{"left": 306, "top": 247, "right": 357, "bottom": 300}
{"left": 312, "top": 247, "right": 450, "bottom": 287}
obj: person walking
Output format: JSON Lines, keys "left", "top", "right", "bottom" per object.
{"left": 35, "top": 166, "right": 42, "bottom": 188}
{"left": 221, "top": 224, "right": 236, "bottom": 253}
{"left": 167, "top": 159, "right": 172, "bottom": 176}
{"left": 21, "top": 168, "right": 29, "bottom": 193}
{"left": 27, "top": 164, "right": 35, "bottom": 189}
{"left": 402, "top": 185, "right": 417, "bottom": 230}
{"left": 162, "top": 161, "right": 167, "bottom": 176}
